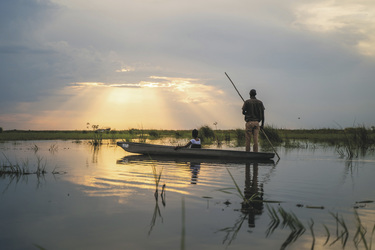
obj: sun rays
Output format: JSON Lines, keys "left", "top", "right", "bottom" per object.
{"left": 51, "top": 76, "right": 234, "bottom": 130}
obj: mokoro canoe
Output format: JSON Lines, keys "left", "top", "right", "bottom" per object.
{"left": 118, "top": 154, "right": 275, "bottom": 165}
{"left": 117, "top": 142, "right": 275, "bottom": 160}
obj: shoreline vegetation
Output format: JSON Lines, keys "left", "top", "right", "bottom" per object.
{"left": 1, "top": 125, "right": 374, "bottom": 158}
{"left": 1, "top": 125, "right": 374, "bottom": 143}
{"left": 3, "top": 124, "right": 369, "bottom": 157}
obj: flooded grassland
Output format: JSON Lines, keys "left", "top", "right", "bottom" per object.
{"left": 0, "top": 139, "right": 374, "bottom": 250}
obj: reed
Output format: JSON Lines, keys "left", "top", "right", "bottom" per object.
{"left": 49, "top": 144, "right": 58, "bottom": 153}
{"left": 2, "top": 126, "right": 375, "bottom": 144}
{"left": 330, "top": 212, "right": 349, "bottom": 247}
{"left": 88, "top": 124, "right": 103, "bottom": 146}
{"left": 353, "top": 209, "right": 375, "bottom": 250}
{"left": 1, "top": 153, "right": 48, "bottom": 177}
{"left": 261, "top": 125, "right": 282, "bottom": 144}
{"left": 216, "top": 213, "right": 248, "bottom": 246}
{"left": 234, "top": 129, "right": 245, "bottom": 146}
{"left": 335, "top": 124, "right": 374, "bottom": 159}
{"left": 1, "top": 153, "right": 31, "bottom": 175}
{"left": 151, "top": 162, "right": 163, "bottom": 200}
{"left": 216, "top": 168, "right": 259, "bottom": 205}
{"left": 198, "top": 125, "right": 216, "bottom": 143}
{"left": 180, "top": 197, "right": 186, "bottom": 250}
{"left": 308, "top": 219, "right": 315, "bottom": 250}
{"left": 35, "top": 156, "right": 47, "bottom": 177}
{"left": 31, "top": 144, "right": 39, "bottom": 153}
{"left": 266, "top": 205, "right": 306, "bottom": 249}
{"left": 148, "top": 196, "right": 163, "bottom": 236}
{"left": 284, "top": 139, "right": 309, "bottom": 149}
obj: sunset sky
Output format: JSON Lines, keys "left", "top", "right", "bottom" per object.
{"left": 1, "top": 0, "right": 375, "bottom": 130}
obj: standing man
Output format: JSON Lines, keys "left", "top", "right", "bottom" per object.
{"left": 242, "top": 89, "right": 265, "bottom": 152}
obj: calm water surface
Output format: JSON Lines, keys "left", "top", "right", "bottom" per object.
{"left": 0, "top": 140, "right": 374, "bottom": 250}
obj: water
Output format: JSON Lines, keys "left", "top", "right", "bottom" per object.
{"left": 0, "top": 140, "right": 374, "bottom": 250}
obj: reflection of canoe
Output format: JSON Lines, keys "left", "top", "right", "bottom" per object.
{"left": 118, "top": 154, "right": 275, "bottom": 165}
{"left": 117, "top": 142, "right": 275, "bottom": 160}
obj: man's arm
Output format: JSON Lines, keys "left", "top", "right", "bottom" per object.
{"left": 260, "top": 103, "right": 265, "bottom": 128}
{"left": 242, "top": 102, "right": 247, "bottom": 115}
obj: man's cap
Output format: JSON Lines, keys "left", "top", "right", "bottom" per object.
{"left": 250, "top": 89, "right": 257, "bottom": 96}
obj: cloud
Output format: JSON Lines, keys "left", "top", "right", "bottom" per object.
{"left": 292, "top": 0, "right": 375, "bottom": 56}
{"left": 1, "top": 0, "right": 375, "bottom": 130}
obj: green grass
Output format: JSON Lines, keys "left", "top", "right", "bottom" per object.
{"left": 1, "top": 126, "right": 375, "bottom": 152}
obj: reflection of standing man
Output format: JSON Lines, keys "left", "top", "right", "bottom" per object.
{"left": 242, "top": 162, "right": 263, "bottom": 228}
{"left": 242, "top": 89, "right": 265, "bottom": 152}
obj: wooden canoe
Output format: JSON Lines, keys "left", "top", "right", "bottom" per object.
{"left": 117, "top": 141, "right": 275, "bottom": 160}
{"left": 118, "top": 154, "right": 275, "bottom": 165}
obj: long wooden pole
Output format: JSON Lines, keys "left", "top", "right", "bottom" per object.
{"left": 225, "top": 72, "right": 245, "bottom": 102}
{"left": 224, "top": 72, "right": 280, "bottom": 160}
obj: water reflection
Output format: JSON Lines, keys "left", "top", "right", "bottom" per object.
{"left": 218, "top": 160, "right": 275, "bottom": 246}
{"left": 242, "top": 162, "right": 263, "bottom": 228}
{"left": 2, "top": 140, "right": 375, "bottom": 249}
{"left": 149, "top": 189, "right": 165, "bottom": 235}
{"left": 190, "top": 162, "right": 200, "bottom": 184}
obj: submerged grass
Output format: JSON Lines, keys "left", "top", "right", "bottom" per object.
{"left": 266, "top": 205, "right": 375, "bottom": 250}
{"left": 0, "top": 153, "right": 57, "bottom": 178}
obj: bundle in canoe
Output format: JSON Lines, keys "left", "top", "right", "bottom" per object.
{"left": 117, "top": 142, "right": 275, "bottom": 160}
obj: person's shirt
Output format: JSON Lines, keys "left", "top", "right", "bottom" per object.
{"left": 242, "top": 97, "right": 265, "bottom": 122}
{"left": 190, "top": 138, "right": 201, "bottom": 148}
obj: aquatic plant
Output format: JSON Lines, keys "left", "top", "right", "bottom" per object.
{"left": 181, "top": 197, "right": 186, "bottom": 250}
{"left": 216, "top": 213, "right": 248, "bottom": 247}
{"left": 234, "top": 129, "right": 245, "bottom": 146}
{"left": 148, "top": 130, "right": 160, "bottom": 139}
{"left": 266, "top": 205, "right": 306, "bottom": 249}
{"left": 148, "top": 196, "right": 164, "bottom": 236}
{"left": 266, "top": 205, "right": 375, "bottom": 250}
{"left": 308, "top": 219, "right": 315, "bottom": 249}
{"left": 261, "top": 125, "right": 282, "bottom": 144}
{"left": 217, "top": 168, "right": 255, "bottom": 205}
{"left": 1, "top": 153, "right": 30, "bottom": 176}
{"left": 31, "top": 144, "right": 39, "bottom": 153}
{"left": 0, "top": 153, "right": 65, "bottom": 179}
{"left": 224, "top": 131, "right": 231, "bottom": 143}
{"left": 353, "top": 209, "right": 375, "bottom": 250}
{"left": 49, "top": 144, "right": 58, "bottom": 153}
{"left": 282, "top": 137, "right": 309, "bottom": 149}
{"left": 151, "top": 163, "right": 164, "bottom": 200}
{"left": 35, "top": 156, "right": 47, "bottom": 177}
{"left": 87, "top": 123, "right": 103, "bottom": 146}
{"left": 198, "top": 125, "right": 215, "bottom": 143}
{"left": 335, "top": 124, "right": 374, "bottom": 159}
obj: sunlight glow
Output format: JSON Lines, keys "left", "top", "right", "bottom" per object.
{"left": 3, "top": 75, "right": 241, "bottom": 130}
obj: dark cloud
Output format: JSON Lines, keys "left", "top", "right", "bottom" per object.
{"left": 1, "top": 0, "right": 374, "bottom": 129}
{"left": 0, "top": 0, "right": 62, "bottom": 105}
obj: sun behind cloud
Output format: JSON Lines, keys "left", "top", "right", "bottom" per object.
{"left": 11, "top": 75, "right": 232, "bottom": 130}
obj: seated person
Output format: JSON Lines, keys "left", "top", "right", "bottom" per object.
{"left": 175, "top": 129, "right": 201, "bottom": 149}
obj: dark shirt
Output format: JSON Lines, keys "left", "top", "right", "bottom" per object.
{"left": 242, "top": 97, "right": 265, "bottom": 122}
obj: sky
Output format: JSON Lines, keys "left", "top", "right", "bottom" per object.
{"left": 1, "top": 0, "right": 375, "bottom": 131}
